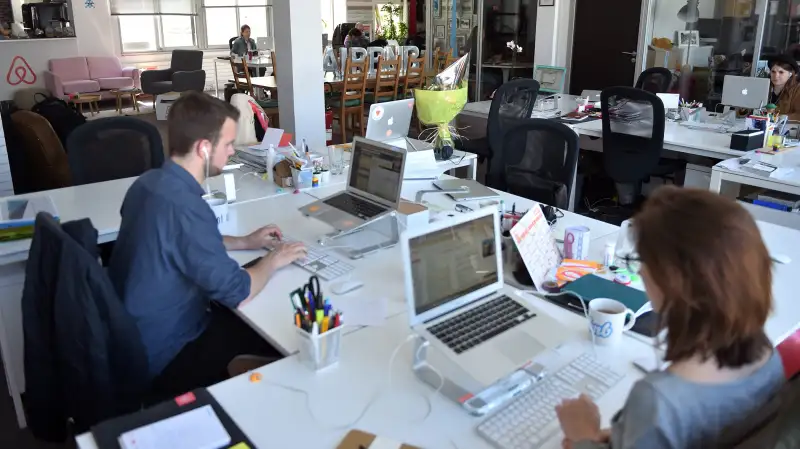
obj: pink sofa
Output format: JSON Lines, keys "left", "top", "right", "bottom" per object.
{"left": 43, "top": 57, "right": 140, "bottom": 99}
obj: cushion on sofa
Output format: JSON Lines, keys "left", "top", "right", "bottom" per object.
{"left": 49, "top": 58, "right": 90, "bottom": 82}
{"left": 87, "top": 56, "right": 123, "bottom": 79}
{"left": 96, "top": 77, "right": 135, "bottom": 90}
{"left": 62, "top": 80, "right": 101, "bottom": 94}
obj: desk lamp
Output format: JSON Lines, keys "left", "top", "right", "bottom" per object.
{"left": 677, "top": 0, "right": 700, "bottom": 23}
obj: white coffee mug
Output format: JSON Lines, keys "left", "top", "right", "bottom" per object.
{"left": 203, "top": 192, "right": 229, "bottom": 226}
{"left": 588, "top": 298, "right": 636, "bottom": 346}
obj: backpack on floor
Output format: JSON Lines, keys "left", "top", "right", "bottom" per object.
{"left": 31, "top": 93, "right": 87, "bottom": 149}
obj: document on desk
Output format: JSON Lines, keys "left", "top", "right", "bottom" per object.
{"left": 336, "top": 296, "right": 387, "bottom": 326}
{"left": 118, "top": 405, "right": 231, "bottom": 449}
{"left": 717, "top": 156, "right": 795, "bottom": 179}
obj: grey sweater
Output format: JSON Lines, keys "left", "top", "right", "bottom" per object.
{"left": 575, "top": 351, "right": 785, "bottom": 449}
{"left": 231, "top": 37, "right": 256, "bottom": 57}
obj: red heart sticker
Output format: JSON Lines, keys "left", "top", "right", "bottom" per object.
{"left": 174, "top": 392, "right": 196, "bottom": 406}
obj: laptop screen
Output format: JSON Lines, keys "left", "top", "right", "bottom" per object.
{"left": 349, "top": 140, "right": 404, "bottom": 203}
{"left": 409, "top": 214, "right": 499, "bottom": 315}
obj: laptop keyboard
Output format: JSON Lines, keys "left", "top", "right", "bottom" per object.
{"left": 323, "top": 194, "right": 386, "bottom": 220}
{"left": 428, "top": 296, "right": 535, "bottom": 354}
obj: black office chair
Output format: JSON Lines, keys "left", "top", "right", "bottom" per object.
{"left": 600, "top": 86, "right": 666, "bottom": 208}
{"left": 229, "top": 36, "right": 237, "bottom": 50}
{"left": 490, "top": 119, "right": 579, "bottom": 210}
{"left": 66, "top": 117, "right": 164, "bottom": 186}
{"left": 635, "top": 67, "right": 673, "bottom": 94}
{"left": 460, "top": 78, "right": 540, "bottom": 170}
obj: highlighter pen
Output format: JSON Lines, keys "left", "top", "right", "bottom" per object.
{"left": 321, "top": 317, "right": 330, "bottom": 333}
{"left": 315, "top": 309, "right": 324, "bottom": 323}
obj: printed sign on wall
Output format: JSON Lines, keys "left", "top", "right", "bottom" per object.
{"left": 6, "top": 56, "right": 36, "bottom": 86}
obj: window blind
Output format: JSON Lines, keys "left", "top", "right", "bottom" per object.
{"left": 111, "top": 0, "right": 197, "bottom": 15}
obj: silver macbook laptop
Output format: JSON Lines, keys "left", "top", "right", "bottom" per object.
{"left": 257, "top": 37, "right": 273, "bottom": 50}
{"left": 299, "top": 137, "right": 406, "bottom": 232}
{"left": 366, "top": 98, "right": 415, "bottom": 143}
{"left": 401, "top": 208, "right": 565, "bottom": 386}
{"left": 434, "top": 179, "right": 500, "bottom": 202}
{"left": 722, "top": 75, "right": 770, "bottom": 110}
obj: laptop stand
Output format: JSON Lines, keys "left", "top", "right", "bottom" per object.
{"left": 320, "top": 212, "right": 400, "bottom": 259}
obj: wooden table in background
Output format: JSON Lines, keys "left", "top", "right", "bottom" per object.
{"left": 231, "top": 72, "right": 412, "bottom": 93}
{"left": 111, "top": 88, "right": 142, "bottom": 114}
{"left": 69, "top": 94, "right": 101, "bottom": 116}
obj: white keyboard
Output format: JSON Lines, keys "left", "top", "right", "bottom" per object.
{"left": 679, "top": 121, "right": 734, "bottom": 133}
{"left": 476, "top": 353, "right": 624, "bottom": 449}
{"left": 266, "top": 235, "right": 354, "bottom": 280}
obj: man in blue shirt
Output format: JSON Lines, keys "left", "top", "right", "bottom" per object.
{"left": 109, "top": 92, "right": 306, "bottom": 397}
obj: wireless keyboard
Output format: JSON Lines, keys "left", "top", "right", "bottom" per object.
{"left": 476, "top": 353, "right": 624, "bottom": 449}
{"left": 265, "top": 235, "right": 355, "bottom": 281}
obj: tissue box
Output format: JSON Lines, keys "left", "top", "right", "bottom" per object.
{"left": 398, "top": 200, "right": 430, "bottom": 230}
{"left": 730, "top": 130, "right": 764, "bottom": 151}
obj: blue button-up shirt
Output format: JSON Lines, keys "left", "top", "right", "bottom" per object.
{"left": 109, "top": 161, "right": 251, "bottom": 378}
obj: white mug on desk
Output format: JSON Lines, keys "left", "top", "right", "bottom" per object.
{"left": 588, "top": 298, "right": 636, "bottom": 346}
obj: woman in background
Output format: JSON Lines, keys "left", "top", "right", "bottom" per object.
{"left": 344, "top": 22, "right": 365, "bottom": 47}
{"left": 767, "top": 54, "right": 800, "bottom": 120}
{"left": 556, "top": 186, "right": 784, "bottom": 449}
{"left": 231, "top": 24, "right": 257, "bottom": 58}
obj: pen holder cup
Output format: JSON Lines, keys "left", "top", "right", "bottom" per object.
{"left": 296, "top": 325, "right": 343, "bottom": 371}
{"left": 290, "top": 167, "right": 314, "bottom": 189}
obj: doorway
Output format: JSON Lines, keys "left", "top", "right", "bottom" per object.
{"left": 568, "top": 0, "right": 643, "bottom": 95}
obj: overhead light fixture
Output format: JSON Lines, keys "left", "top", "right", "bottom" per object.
{"left": 677, "top": 0, "right": 700, "bottom": 23}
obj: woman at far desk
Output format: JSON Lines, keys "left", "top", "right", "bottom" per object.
{"left": 231, "top": 24, "right": 257, "bottom": 58}
{"left": 556, "top": 186, "right": 785, "bottom": 449}
{"left": 768, "top": 54, "right": 800, "bottom": 120}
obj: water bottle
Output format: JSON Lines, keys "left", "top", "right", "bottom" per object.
{"left": 266, "top": 144, "right": 276, "bottom": 179}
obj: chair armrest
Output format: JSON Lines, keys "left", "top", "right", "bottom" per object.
{"left": 172, "top": 70, "right": 206, "bottom": 92}
{"left": 122, "top": 67, "right": 141, "bottom": 89}
{"left": 43, "top": 70, "right": 64, "bottom": 98}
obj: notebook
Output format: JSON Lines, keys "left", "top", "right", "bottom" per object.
{"left": 118, "top": 405, "right": 230, "bottom": 449}
{"left": 561, "top": 274, "right": 650, "bottom": 316}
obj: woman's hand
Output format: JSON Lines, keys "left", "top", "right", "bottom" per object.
{"left": 556, "top": 394, "right": 603, "bottom": 443}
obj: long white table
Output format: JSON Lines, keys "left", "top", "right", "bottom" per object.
{"left": 711, "top": 149, "right": 800, "bottom": 197}
{"left": 0, "top": 147, "right": 475, "bottom": 429}
{"left": 460, "top": 100, "right": 744, "bottom": 161}
{"left": 74, "top": 179, "right": 800, "bottom": 449}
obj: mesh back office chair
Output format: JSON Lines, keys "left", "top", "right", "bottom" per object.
{"left": 66, "top": 117, "right": 164, "bottom": 186}
{"left": 600, "top": 86, "right": 665, "bottom": 206}
{"left": 490, "top": 119, "right": 579, "bottom": 210}
{"left": 635, "top": 67, "right": 673, "bottom": 94}
{"left": 460, "top": 79, "right": 540, "bottom": 168}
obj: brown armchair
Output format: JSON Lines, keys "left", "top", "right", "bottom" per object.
{"left": 10, "top": 111, "right": 72, "bottom": 191}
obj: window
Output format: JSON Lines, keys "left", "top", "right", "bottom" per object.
{"left": 115, "top": 0, "right": 273, "bottom": 53}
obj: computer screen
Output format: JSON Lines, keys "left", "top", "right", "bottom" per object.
{"left": 409, "top": 214, "right": 499, "bottom": 315}
{"left": 348, "top": 140, "right": 404, "bottom": 203}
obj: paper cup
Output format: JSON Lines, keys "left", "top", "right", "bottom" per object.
{"left": 203, "top": 192, "right": 229, "bottom": 226}
{"left": 588, "top": 298, "right": 636, "bottom": 346}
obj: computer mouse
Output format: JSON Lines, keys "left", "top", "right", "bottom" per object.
{"left": 771, "top": 253, "right": 791, "bottom": 264}
{"left": 331, "top": 280, "right": 364, "bottom": 295}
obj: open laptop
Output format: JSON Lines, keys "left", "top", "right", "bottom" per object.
{"left": 722, "top": 75, "right": 770, "bottom": 109}
{"left": 434, "top": 179, "right": 500, "bottom": 202}
{"left": 257, "top": 37, "right": 273, "bottom": 50}
{"left": 299, "top": 137, "right": 406, "bottom": 232}
{"left": 365, "top": 98, "right": 415, "bottom": 143}
{"left": 401, "top": 208, "right": 566, "bottom": 386}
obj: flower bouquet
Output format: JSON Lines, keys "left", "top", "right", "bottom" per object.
{"left": 414, "top": 54, "right": 470, "bottom": 159}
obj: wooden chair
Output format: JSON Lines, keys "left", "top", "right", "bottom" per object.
{"left": 10, "top": 110, "right": 72, "bottom": 191}
{"left": 365, "top": 56, "right": 401, "bottom": 105}
{"left": 400, "top": 55, "right": 426, "bottom": 99}
{"left": 330, "top": 58, "right": 368, "bottom": 143}
{"left": 230, "top": 57, "right": 279, "bottom": 127}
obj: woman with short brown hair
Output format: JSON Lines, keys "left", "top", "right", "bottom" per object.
{"left": 556, "top": 186, "right": 785, "bottom": 449}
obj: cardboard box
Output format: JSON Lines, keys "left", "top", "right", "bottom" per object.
{"left": 273, "top": 160, "right": 293, "bottom": 188}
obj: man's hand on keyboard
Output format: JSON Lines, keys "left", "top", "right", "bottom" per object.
{"left": 264, "top": 241, "right": 307, "bottom": 269}
{"left": 242, "top": 224, "right": 284, "bottom": 250}
{"left": 556, "top": 394, "right": 603, "bottom": 445}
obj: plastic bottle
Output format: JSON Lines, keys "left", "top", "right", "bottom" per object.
{"left": 266, "top": 144, "right": 276, "bottom": 180}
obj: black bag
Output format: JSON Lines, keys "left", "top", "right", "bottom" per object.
{"left": 31, "top": 93, "right": 86, "bottom": 148}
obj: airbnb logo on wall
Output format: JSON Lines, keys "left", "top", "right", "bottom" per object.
{"left": 6, "top": 56, "right": 37, "bottom": 86}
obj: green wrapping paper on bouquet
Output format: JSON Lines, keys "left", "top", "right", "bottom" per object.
{"left": 413, "top": 53, "right": 470, "bottom": 159}
{"left": 414, "top": 85, "right": 468, "bottom": 156}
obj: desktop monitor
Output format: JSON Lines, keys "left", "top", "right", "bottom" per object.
{"left": 721, "top": 75, "right": 770, "bottom": 110}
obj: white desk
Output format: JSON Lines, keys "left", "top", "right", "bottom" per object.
{"left": 222, "top": 176, "right": 619, "bottom": 358}
{"left": 460, "top": 100, "right": 745, "bottom": 161}
{"left": 710, "top": 150, "right": 800, "bottom": 198}
{"left": 76, "top": 209, "right": 636, "bottom": 449}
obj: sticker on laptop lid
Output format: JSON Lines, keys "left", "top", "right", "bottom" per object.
{"left": 372, "top": 105, "right": 385, "bottom": 121}
{"left": 174, "top": 391, "right": 196, "bottom": 406}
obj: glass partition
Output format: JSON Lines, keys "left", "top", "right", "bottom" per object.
{"left": 759, "top": 0, "right": 800, "bottom": 77}
{"left": 649, "top": 0, "right": 764, "bottom": 109}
